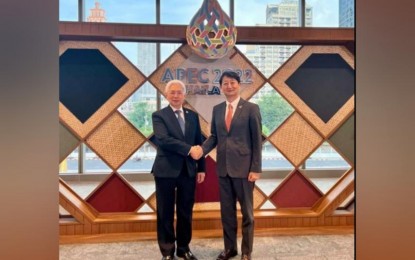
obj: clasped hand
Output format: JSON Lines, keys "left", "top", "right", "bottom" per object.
{"left": 190, "top": 145, "right": 203, "bottom": 160}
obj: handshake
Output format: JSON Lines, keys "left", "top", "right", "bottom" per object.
{"left": 189, "top": 145, "right": 204, "bottom": 160}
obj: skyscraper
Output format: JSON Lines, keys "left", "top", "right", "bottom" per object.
{"left": 134, "top": 43, "right": 157, "bottom": 109}
{"left": 339, "top": 0, "right": 354, "bottom": 27}
{"left": 245, "top": 0, "right": 312, "bottom": 79}
{"left": 266, "top": 0, "right": 312, "bottom": 26}
{"left": 87, "top": 1, "right": 106, "bottom": 22}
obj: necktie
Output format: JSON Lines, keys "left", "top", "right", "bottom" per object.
{"left": 175, "top": 110, "right": 185, "bottom": 134}
{"left": 225, "top": 104, "right": 233, "bottom": 131}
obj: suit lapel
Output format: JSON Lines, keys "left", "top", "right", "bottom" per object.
{"left": 233, "top": 99, "right": 245, "bottom": 121}
{"left": 165, "top": 106, "right": 185, "bottom": 138}
{"left": 217, "top": 102, "right": 227, "bottom": 132}
{"left": 183, "top": 108, "right": 190, "bottom": 137}
{"left": 228, "top": 99, "right": 245, "bottom": 132}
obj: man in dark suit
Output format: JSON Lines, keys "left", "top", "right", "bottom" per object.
{"left": 151, "top": 79, "right": 205, "bottom": 260}
{"left": 201, "top": 71, "right": 262, "bottom": 260}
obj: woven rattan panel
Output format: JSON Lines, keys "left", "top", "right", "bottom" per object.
{"left": 268, "top": 112, "right": 323, "bottom": 167}
{"left": 85, "top": 112, "right": 146, "bottom": 171}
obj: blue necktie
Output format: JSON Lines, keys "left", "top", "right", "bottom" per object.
{"left": 175, "top": 110, "right": 185, "bottom": 134}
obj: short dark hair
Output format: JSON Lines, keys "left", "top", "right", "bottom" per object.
{"left": 219, "top": 71, "right": 240, "bottom": 85}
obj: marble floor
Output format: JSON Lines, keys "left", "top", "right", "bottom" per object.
{"left": 60, "top": 233, "right": 354, "bottom": 260}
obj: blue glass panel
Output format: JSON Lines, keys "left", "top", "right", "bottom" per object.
{"left": 285, "top": 54, "right": 354, "bottom": 123}
{"left": 59, "top": 49, "right": 128, "bottom": 123}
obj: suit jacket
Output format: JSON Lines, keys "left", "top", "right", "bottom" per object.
{"left": 151, "top": 106, "right": 205, "bottom": 178}
{"left": 203, "top": 98, "right": 262, "bottom": 177}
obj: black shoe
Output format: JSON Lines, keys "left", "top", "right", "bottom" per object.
{"left": 162, "top": 256, "right": 176, "bottom": 260}
{"left": 177, "top": 250, "right": 198, "bottom": 260}
{"left": 240, "top": 254, "right": 251, "bottom": 260}
{"left": 216, "top": 249, "right": 238, "bottom": 260}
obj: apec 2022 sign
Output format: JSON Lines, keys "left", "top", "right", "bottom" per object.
{"left": 160, "top": 67, "right": 253, "bottom": 96}
{"left": 150, "top": 46, "right": 263, "bottom": 123}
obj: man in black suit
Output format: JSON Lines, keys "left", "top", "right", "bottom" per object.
{"left": 201, "top": 71, "right": 262, "bottom": 260}
{"left": 151, "top": 79, "right": 205, "bottom": 260}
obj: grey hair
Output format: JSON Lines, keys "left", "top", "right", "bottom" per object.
{"left": 165, "top": 80, "right": 186, "bottom": 94}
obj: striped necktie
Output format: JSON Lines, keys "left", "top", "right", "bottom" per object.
{"left": 175, "top": 110, "right": 185, "bottom": 134}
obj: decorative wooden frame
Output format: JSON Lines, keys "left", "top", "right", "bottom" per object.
{"left": 58, "top": 39, "right": 355, "bottom": 236}
{"left": 269, "top": 46, "right": 355, "bottom": 138}
{"left": 59, "top": 41, "right": 146, "bottom": 139}
{"left": 60, "top": 169, "right": 354, "bottom": 235}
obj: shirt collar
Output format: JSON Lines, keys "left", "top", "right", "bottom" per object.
{"left": 226, "top": 97, "right": 240, "bottom": 109}
{"left": 170, "top": 105, "right": 183, "bottom": 113}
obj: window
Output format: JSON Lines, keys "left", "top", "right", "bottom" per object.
{"left": 59, "top": 0, "right": 78, "bottom": 21}
{"left": 236, "top": 0, "right": 300, "bottom": 26}
{"left": 161, "top": 0, "right": 230, "bottom": 25}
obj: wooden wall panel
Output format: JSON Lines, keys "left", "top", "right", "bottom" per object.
{"left": 59, "top": 22, "right": 354, "bottom": 45}
{"left": 75, "top": 225, "right": 84, "bottom": 235}
{"left": 66, "top": 225, "right": 75, "bottom": 235}
{"left": 83, "top": 222, "right": 92, "bottom": 235}
{"left": 59, "top": 213, "right": 354, "bottom": 236}
{"left": 58, "top": 25, "right": 354, "bottom": 237}
{"left": 91, "top": 224, "right": 100, "bottom": 234}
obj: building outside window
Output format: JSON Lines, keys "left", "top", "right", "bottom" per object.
{"left": 59, "top": 0, "right": 354, "bottom": 175}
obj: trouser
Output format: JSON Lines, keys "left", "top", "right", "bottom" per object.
{"left": 155, "top": 168, "right": 196, "bottom": 257}
{"left": 219, "top": 175, "right": 255, "bottom": 255}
